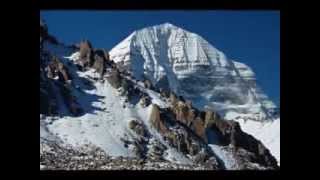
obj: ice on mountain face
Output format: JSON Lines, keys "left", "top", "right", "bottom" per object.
{"left": 109, "top": 23, "right": 277, "bottom": 121}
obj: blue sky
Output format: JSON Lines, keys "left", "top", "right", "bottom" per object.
{"left": 40, "top": 11, "right": 280, "bottom": 105}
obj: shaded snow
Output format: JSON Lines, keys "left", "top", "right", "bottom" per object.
{"left": 41, "top": 51, "right": 196, "bottom": 165}
{"left": 237, "top": 118, "right": 280, "bottom": 165}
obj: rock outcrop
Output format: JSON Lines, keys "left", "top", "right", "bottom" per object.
{"left": 92, "top": 49, "right": 106, "bottom": 78}
{"left": 78, "top": 40, "right": 94, "bottom": 70}
{"left": 149, "top": 104, "right": 168, "bottom": 135}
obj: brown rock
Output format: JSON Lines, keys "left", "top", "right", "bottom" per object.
{"left": 79, "top": 40, "right": 93, "bottom": 58}
{"left": 149, "top": 104, "right": 168, "bottom": 134}
{"left": 79, "top": 40, "right": 94, "bottom": 68}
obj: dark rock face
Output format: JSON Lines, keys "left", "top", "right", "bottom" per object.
{"left": 40, "top": 73, "right": 58, "bottom": 115}
{"left": 40, "top": 32, "right": 82, "bottom": 116}
{"left": 40, "top": 34, "right": 64, "bottom": 116}
{"left": 40, "top": 19, "right": 59, "bottom": 45}
{"left": 208, "top": 117, "right": 279, "bottom": 169}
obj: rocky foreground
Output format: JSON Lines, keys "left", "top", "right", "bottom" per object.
{"left": 40, "top": 141, "right": 213, "bottom": 170}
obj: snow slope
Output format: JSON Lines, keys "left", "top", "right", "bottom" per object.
{"left": 41, "top": 47, "right": 194, "bottom": 164}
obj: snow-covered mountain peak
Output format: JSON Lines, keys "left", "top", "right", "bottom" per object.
{"left": 110, "top": 23, "right": 277, "bottom": 122}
